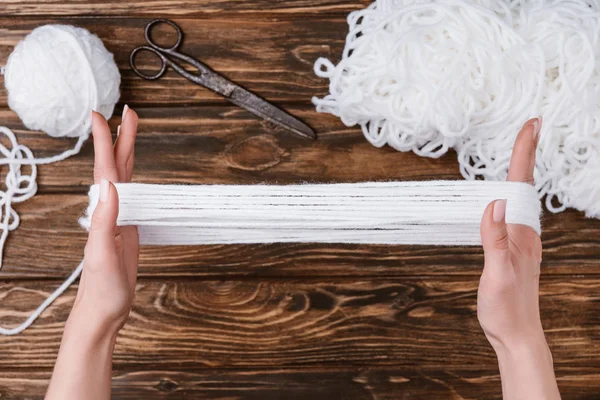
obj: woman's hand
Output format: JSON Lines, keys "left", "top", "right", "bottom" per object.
{"left": 72, "top": 107, "right": 140, "bottom": 336}
{"left": 478, "top": 117, "right": 561, "bottom": 399}
{"left": 46, "top": 106, "right": 139, "bottom": 400}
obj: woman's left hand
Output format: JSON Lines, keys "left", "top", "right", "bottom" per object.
{"left": 47, "top": 106, "right": 139, "bottom": 400}
{"left": 71, "top": 107, "right": 140, "bottom": 336}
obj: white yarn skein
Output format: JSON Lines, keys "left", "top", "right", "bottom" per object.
{"left": 80, "top": 181, "right": 542, "bottom": 245}
{"left": 4, "top": 24, "right": 120, "bottom": 142}
{"left": 312, "top": 0, "right": 600, "bottom": 219}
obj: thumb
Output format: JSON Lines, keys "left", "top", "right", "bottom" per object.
{"left": 480, "top": 199, "right": 510, "bottom": 269}
{"left": 86, "top": 179, "right": 119, "bottom": 256}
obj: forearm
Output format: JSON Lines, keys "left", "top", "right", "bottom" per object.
{"left": 495, "top": 334, "right": 561, "bottom": 400}
{"left": 46, "top": 310, "right": 118, "bottom": 400}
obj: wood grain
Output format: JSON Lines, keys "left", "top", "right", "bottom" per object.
{"left": 0, "top": 278, "right": 599, "bottom": 370}
{"left": 0, "top": 1, "right": 371, "bottom": 17}
{"left": 1, "top": 2, "right": 600, "bottom": 398}
{"left": 1, "top": 193, "right": 598, "bottom": 278}
{"left": 0, "top": 106, "right": 464, "bottom": 192}
{"left": 1, "top": 367, "right": 599, "bottom": 399}
{"left": 0, "top": 16, "right": 345, "bottom": 106}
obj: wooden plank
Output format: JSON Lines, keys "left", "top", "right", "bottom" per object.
{"left": 0, "top": 16, "right": 346, "bottom": 106}
{"left": 0, "top": 277, "right": 599, "bottom": 370}
{"left": 0, "top": 1, "right": 370, "bottom": 17}
{"left": 0, "top": 106, "right": 463, "bottom": 192}
{"left": 1, "top": 193, "right": 598, "bottom": 278}
{"left": 1, "top": 367, "right": 599, "bottom": 399}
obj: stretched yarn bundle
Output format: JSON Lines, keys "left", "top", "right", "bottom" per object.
{"left": 0, "top": 24, "right": 120, "bottom": 267}
{"left": 80, "top": 181, "right": 542, "bottom": 245}
{"left": 313, "top": 0, "right": 600, "bottom": 218}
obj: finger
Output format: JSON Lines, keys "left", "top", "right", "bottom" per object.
{"left": 75, "top": 269, "right": 86, "bottom": 304}
{"left": 480, "top": 199, "right": 510, "bottom": 273}
{"left": 92, "top": 111, "right": 119, "bottom": 184}
{"left": 114, "top": 105, "right": 139, "bottom": 183}
{"left": 115, "top": 232, "right": 126, "bottom": 265}
{"left": 126, "top": 155, "right": 135, "bottom": 182}
{"left": 507, "top": 117, "right": 541, "bottom": 185}
{"left": 121, "top": 226, "right": 139, "bottom": 294}
{"left": 85, "top": 180, "right": 119, "bottom": 261}
{"left": 506, "top": 117, "right": 542, "bottom": 244}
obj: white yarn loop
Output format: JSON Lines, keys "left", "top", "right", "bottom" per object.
{"left": 0, "top": 128, "right": 92, "bottom": 267}
{"left": 312, "top": 0, "right": 600, "bottom": 219}
{"left": 0, "top": 127, "right": 88, "bottom": 336}
{"left": 81, "top": 181, "right": 542, "bottom": 246}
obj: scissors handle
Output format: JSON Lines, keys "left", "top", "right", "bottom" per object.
{"left": 130, "top": 46, "right": 168, "bottom": 80}
{"left": 144, "top": 19, "right": 183, "bottom": 51}
{"left": 130, "top": 19, "right": 212, "bottom": 81}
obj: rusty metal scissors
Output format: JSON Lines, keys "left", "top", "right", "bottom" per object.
{"left": 130, "top": 19, "right": 316, "bottom": 139}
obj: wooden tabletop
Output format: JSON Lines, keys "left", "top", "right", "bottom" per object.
{"left": 1, "top": 2, "right": 599, "bottom": 399}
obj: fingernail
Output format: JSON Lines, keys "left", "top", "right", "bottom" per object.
{"left": 100, "top": 179, "right": 110, "bottom": 203}
{"left": 122, "top": 104, "right": 129, "bottom": 123}
{"left": 117, "top": 125, "right": 121, "bottom": 138}
{"left": 493, "top": 199, "right": 506, "bottom": 223}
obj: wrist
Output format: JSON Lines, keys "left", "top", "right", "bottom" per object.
{"left": 495, "top": 330, "right": 554, "bottom": 374}
{"left": 48, "top": 304, "right": 119, "bottom": 400}
{"left": 493, "top": 331, "right": 560, "bottom": 400}
{"left": 65, "top": 305, "right": 121, "bottom": 347}
{"left": 487, "top": 319, "right": 546, "bottom": 354}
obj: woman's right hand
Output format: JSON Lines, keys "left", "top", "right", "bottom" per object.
{"left": 478, "top": 117, "right": 561, "bottom": 400}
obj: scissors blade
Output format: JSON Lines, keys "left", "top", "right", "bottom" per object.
{"left": 227, "top": 87, "right": 316, "bottom": 139}
{"left": 196, "top": 69, "right": 316, "bottom": 139}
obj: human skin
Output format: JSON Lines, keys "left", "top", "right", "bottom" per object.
{"left": 46, "top": 106, "right": 139, "bottom": 400}
{"left": 45, "top": 112, "right": 560, "bottom": 400}
{"left": 478, "top": 117, "right": 561, "bottom": 400}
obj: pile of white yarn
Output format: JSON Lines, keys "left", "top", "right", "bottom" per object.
{"left": 0, "top": 24, "right": 120, "bottom": 267}
{"left": 313, "top": 0, "right": 600, "bottom": 218}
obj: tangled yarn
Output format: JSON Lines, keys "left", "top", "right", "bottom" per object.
{"left": 0, "top": 127, "right": 37, "bottom": 268}
{"left": 3, "top": 24, "right": 120, "bottom": 139}
{"left": 313, "top": 0, "right": 600, "bottom": 218}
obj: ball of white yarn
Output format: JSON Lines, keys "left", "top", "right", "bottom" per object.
{"left": 3, "top": 24, "right": 120, "bottom": 138}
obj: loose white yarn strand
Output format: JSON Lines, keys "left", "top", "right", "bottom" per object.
{"left": 0, "top": 262, "right": 82, "bottom": 336}
{"left": 0, "top": 127, "right": 86, "bottom": 336}
{"left": 0, "top": 127, "right": 89, "bottom": 267}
